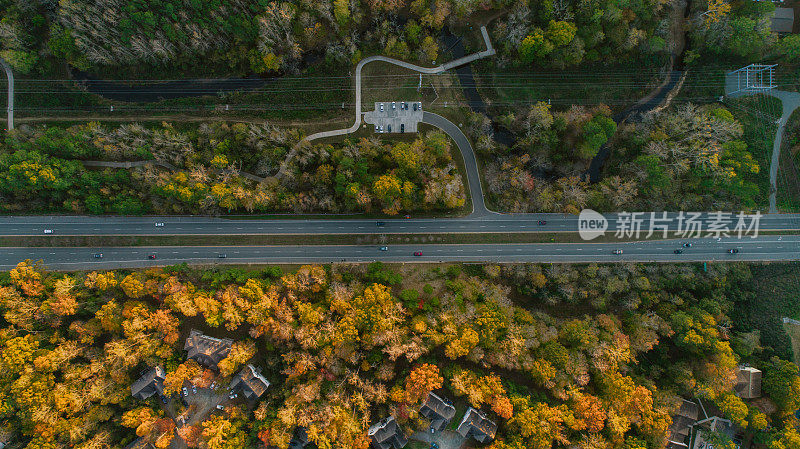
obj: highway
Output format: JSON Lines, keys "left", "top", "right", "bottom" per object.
{"left": 2, "top": 236, "right": 797, "bottom": 270}
{"left": 1, "top": 213, "right": 798, "bottom": 236}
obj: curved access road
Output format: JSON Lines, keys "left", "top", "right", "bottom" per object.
{"left": 275, "top": 26, "right": 496, "bottom": 179}
{"left": 0, "top": 58, "right": 13, "bottom": 130}
{"left": 422, "top": 111, "right": 489, "bottom": 216}
{"left": 2, "top": 236, "right": 797, "bottom": 270}
{"left": 766, "top": 90, "right": 800, "bottom": 213}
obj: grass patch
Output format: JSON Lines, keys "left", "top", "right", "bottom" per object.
{"left": 782, "top": 321, "right": 800, "bottom": 365}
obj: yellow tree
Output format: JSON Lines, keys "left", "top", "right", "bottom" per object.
{"left": 404, "top": 363, "right": 443, "bottom": 403}
{"left": 162, "top": 360, "right": 202, "bottom": 396}
{"left": 218, "top": 341, "right": 256, "bottom": 378}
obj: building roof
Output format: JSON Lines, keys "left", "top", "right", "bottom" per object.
{"left": 667, "top": 399, "right": 701, "bottom": 448}
{"left": 691, "top": 416, "right": 739, "bottom": 449}
{"left": 230, "top": 364, "right": 270, "bottom": 399}
{"left": 183, "top": 329, "right": 233, "bottom": 369}
{"left": 123, "top": 438, "right": 155, "bottom": 449}
{"left": 771, "top": 8, "right": 794, "bottom": 34}
{"left": 419, "top": 392, "right": 456, "bottom": 431}
{"left": 367, "top": 416, "right": 408, "bottom": 449}
{"left": 131, "top": 366, "right": 166, "bottom": 400}
{"left": 288, "top": 427, "right": 311, "bottom": 449}
{"left": 735, "top": 366, "right": 762, "bottom": 399}
{"left": 456, "top": 407, "right": 497, "bottom": 443}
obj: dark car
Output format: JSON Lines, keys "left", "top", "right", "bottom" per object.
{"left": 537, "top": 220, "right": 546, "bottom": 225}
{"left": 674, "top": 249, "right": 683, "bottom": 254}
{"left": 387, "top": 124, "right": 391, "bottom": 132}
{"left": 376, "top": 221, "right": 385, "bottom": 227}
{"left": 683, "top": 242, "right": 692, "bottom": 247}
{"left": 728, "top": 248, "right": 739, "bottom": 254}
{"left": 400, "top": 123, "right": 405, "bottom": 133}
{"left": 413, "top": 251, "right": 423, "bottom": 256}
{"left": 412, "top": 103, "right": 417, "bottom": 111}
{"left": 94, "top": 253, "right": 103, "bottom": 258}
{"left": 148, "top": 254, "right": 157, "bottom": 259}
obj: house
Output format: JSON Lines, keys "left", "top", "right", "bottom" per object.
{"left": 735, "top": 366, "right": 762, "bottom": 399}
{"left": 419, "top": 392, "right": 456, "bottom": 431}
{"left": 131, "top": 366, "right": 166, "bottom": 400}
{"left": 288, "top": 427, "right": 311, "bottom": 449}
{"left": 456, "top": 407, "right": 497, "bottom": 443}
{"left": 770, "top": 8, "right": 794, "bottom": 34}
{"left": 184, "top": 330, "right": 233, "bottom": 369}
{"left": 367, "top": 416, "right": 407, "bottom": 449}
{"left": 229, "top": 364, "right": 271, "bottom": 400}
{"left": 691, "top": 416, "right": 741, "bottom": 449}
{"left": 666, "top": 399, "right": 701, "bottom": 449}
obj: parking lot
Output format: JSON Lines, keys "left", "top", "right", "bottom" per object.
{"left": 363, "top": 101, "right": 423, "bottom": 134}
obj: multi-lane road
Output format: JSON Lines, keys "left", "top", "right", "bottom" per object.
{"left": 1, "top": 236, "right": 796, "bottom": 270}
{"left": 1, "top": 213, "right": 798, "bottom": 236}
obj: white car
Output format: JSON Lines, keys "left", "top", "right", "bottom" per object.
{"left": 155, "top": 222, "right": 165, "bottom": 227}
{"left": 191, "top": 386, "right": 197, "bottom": 394}
{"left": 379, "top": 103, "right": 384, "bottom": 112}
{"left": 392, "top": 101, "right": 396, "bottom": 109}
{"left": 43, "top": 229, "right": 53, "bottom": 234}
{"left": 229, "top": 392, "right": 237, "bottom": 400}
{"left": 216, "top": 404, "right": 225, "bottom": 410}
{"left": 182, "top": 387, "right": 188, "bottom": 396}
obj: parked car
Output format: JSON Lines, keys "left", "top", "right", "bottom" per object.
{"left": 94, "top": 253, "right": 103, "bottom": 258}
{"left": 387, "top": 124, "right": 391, "bottom": 132}
{"left": 401, "top": 102, "right": 406, "bottom": 109}
{"left": 380, "top": 246, "right": 388, "bottom": 251}
{"left": 210, "top": 382, "right": 217, "bottom": 389}
{"left": 728, "top": 248, "right": 739, "bottom": 254}
{"left": 674, "top": 249, "right": 683, "bottom": 254}
{"left": 375, "top": 125, "right": 379, "bottom": 132}
{"left": 229, "top": 392, "right": 237, "bottom": 400}
{"left": 44, "top": 229, "right": 53, "bottom": 234}
{"left": 148, "top": 254, "right": 157, "bottom": 260}
{"left": 392, "top": 101, "right": 396, "bottom": 109}
{"left": 155, "top": 222, "right": 164, "bottom": 227}
{"left": 161, "top": 396, "right": 168, "bottom": 404}
{"left": 412, "top": 103, "right": 417, "bottom": 111}
{"left": 182, "top": 387, "right": 188, "bottom": 396}
{"left": 400, "top": 123, "right": 405, "bottom": 133}
{"left": 379, "top": 103, "right": 384, "bottom": 112}
{"left": 613, "top": 249, "right": 623, "bottom": 254}
{"left": 413, "top": 251, "right": 423, "bottom": 256}
{"left": 216, "top": 404, "right": 225, "bottom": 410}
{"left": 191, "top": 386, "right": 197, "bottom": 394}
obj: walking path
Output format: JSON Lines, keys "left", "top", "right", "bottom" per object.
{"left": 274, "top": 26, "right": 496, "bottom": 180}
{"left": 764, "top": 90, "right": 800, "bottom": 213}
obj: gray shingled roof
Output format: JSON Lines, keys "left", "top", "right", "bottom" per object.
{"left": 420, "top": 392, "right": 456, "bottom": 431}
{"left": 230, "top": 364, "right": 270, "bottom": 400}
{"left": 367, "top": 416, "right": 408, "bottom": 449}
{"left": 183, "top": 329, "right": 233, "bottom": 369}
{"left": 131, "top": 366, "right": 166, "bottom": 400}
{"left": 456, "top": 407, "right": 497, "bottom": 443}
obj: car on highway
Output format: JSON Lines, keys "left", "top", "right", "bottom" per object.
{"left": 148, "top": 254, "right": 157, "bottom": 259}
{"left": 613, "top": 249, "right": 623, "bottom": 254}
{"left": 380, "top": 246, "right": 388, "bottom": 251}
{"left": 44, "top": 229, "right": 53, "bottom": 234}
{"left": 413, "top": 251, "right": 423, "bottom": 256}
{"left": 94, "top": 253, "right": 103, "bottom": 258}
{"left": 537, "top": 220, "right": 546, "bottom": 225}
{"left": 683, "top": 242, "right": 692, "bottom": 247}
{"left": 218, "top": 254, "right": 227, "bottom": 259}
{"left": 728, "top": 248, "right": 739, "bottom": 254}
{"left": 155, "top": 222, "right": 164, "bottom": 227}
{"left": 674, "top": 249, "right": 683, "bottom": 254}
{"left": 376, "top": 221, "right": 385, "bottom": 227}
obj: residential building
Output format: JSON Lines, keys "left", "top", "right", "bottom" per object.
{"left": 419, "top": 392, "right": 456, "bottom": 431}
{"left": 230, "top": 364, "right": 271, "bottom": 400}
{"left": 735, "top": 366, "right": 762, "bottom": 399}
{"left": 667, "top": 399, "right": 700, "bottom": 449}
{"left": 131, "top": 366, "right": 166, "bottom": 400}
{"left": 456, "top": 407, "right": 497, "bottom": 443}
{"left": 183, "top": 329, "right": 233, "bottom": 369}
{"left": 367, "top": 416, "right": 407, "bottom": 449}
{"left": 771, "top": 7, "right": 795, "bottom": 34}
{"left": 691, "top": 416, "right": 742, "bottom": 449}
{"left": 123, "top": 438, "right": 155, "bottom": 449}
{"left": 288, "top": 427, "right": 311, "bottom": 449}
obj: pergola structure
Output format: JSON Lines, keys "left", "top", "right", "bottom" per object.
{"left": 726, "top": 64, "right": 777, "bottom": 97}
